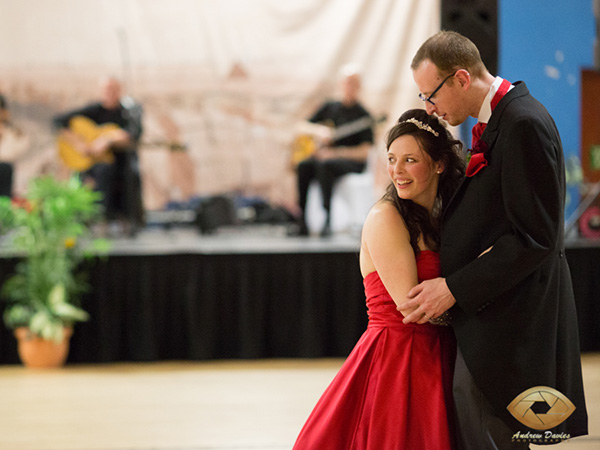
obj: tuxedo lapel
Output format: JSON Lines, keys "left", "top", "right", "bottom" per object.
{"left": 484, "top": 81, "right": 528, "bottom": 135}
{"left": 442, "top": 174, "right": 469, "bottom": 222}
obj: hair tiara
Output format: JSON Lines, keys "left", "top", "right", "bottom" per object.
{"left": 400, "top": 118, "right": 439, "bottom": 137}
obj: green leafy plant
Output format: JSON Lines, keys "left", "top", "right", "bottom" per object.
{"left": 0, "top": 176, "right": 110, "bottom": 342}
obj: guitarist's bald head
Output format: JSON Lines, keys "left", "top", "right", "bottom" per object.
{"left": 339, "top": 64, "right": 362, "bottom": 106}
{"left": 99, "top": 76, "right": 122, "bottom": 110}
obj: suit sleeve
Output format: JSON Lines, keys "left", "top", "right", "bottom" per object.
{"left": 446, "top": 113, "right": 563, "bottom": 316}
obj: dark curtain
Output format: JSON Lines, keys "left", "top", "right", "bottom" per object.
{"left": 0, "top": 247, "right": 598, "bottom": 365}
{"left": 565, "top": 247, "right": 600, "bottom": 352}
{"left": 1, "top": 252, "right": 367, "bottom": 364}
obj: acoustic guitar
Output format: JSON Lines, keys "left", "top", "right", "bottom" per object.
{"left": 57, "top": 116, "right": 121, "bottom": 171}
{"left": 57, "top": 115, "right": 187, "bottom": 171}
{"left": 291, "top": 114, "right": 386, "bottom": 166}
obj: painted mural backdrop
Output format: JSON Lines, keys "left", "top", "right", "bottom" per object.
{"left": 0, "top": 0, "right": 439, "bottom": 213}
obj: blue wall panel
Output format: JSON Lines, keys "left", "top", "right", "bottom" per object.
{"left": 498, "top": 0, "right": 595, "bottom": 217}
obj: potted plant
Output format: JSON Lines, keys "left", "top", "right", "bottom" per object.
{"left": 0, "top": 175, "right": 109, "bottom": 367}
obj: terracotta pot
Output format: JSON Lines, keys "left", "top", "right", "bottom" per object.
{"left": 14, "top": 327, "right": 73, "bottom": 368}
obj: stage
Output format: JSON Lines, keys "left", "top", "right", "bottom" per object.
{"left": 0, "top": 225, "right": 598, "bottom": 364}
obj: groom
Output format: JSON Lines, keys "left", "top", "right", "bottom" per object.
{"left": 398, "top": 31, "right": 588, "bottom": 449}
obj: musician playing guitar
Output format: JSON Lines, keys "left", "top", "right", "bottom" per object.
{"left": 53, "top": 76, "right": 144, "bottom": 236}
{"left": 292, "top": 64, "right": 374, "bottom": 237}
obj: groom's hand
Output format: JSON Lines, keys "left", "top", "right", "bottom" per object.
{"left": 398, "top": 277, "right": 456, "bottom": 324}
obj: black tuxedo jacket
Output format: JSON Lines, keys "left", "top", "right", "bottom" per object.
{"left": 442, "top": 81, "right": 588, "bottom": 436}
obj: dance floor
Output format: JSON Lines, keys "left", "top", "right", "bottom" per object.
{"left": 0, "top": 355, "right": 598, "bottom": 450}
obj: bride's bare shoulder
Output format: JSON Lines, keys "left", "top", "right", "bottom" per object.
{"left": 364, "top": 200, "right": 404, "bottom": 227}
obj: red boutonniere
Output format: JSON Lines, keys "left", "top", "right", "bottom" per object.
{"left": 466, "top": 140, "right": 489, "bottom": 177}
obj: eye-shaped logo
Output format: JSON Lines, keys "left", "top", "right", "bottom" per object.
{"left": 507, "top": 386, "right": 576, "bottom": 430}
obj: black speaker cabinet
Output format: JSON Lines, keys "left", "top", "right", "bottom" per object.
{"left": 441, "top": 0, "right": 498, "bottom": 76}
{"left": 195, "top": 195, "right": 238, "bottom": 234}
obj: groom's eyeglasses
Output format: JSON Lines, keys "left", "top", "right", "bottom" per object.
{"left": 418, "top": 72, "right": 457, "bottom": 106}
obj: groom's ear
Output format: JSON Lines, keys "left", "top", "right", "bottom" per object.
{"left": 454, "top": 69, "right": 471, "bottom": 89}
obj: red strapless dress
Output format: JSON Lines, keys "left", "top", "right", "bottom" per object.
{"left": 292, "top": 251, "right": 456, "bottom": 450}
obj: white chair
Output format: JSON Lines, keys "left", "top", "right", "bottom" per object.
{"left": 305, "top": 150, "right": 378, "bottom": 235}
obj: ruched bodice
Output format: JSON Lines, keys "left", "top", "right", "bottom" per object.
{"left": 363, "top": 251, "right": 441, "bottom": 329}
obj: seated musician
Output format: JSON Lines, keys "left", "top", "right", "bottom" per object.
{"left": 53, "top": 76, "right": 144, "bottom": 236}
{"left": 293, "top": 64, "right": 374, "bottom": 237}
{"left": 0, "top": 94, "right": 15, "bottom": 197}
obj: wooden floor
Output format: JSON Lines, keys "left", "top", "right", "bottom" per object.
{"left": 0, "top": 354, "right": 598, "bottom": 450}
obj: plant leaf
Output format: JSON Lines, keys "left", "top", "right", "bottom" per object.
{"left": 48, "top": 283, "right": 67, "bottom": 305}
{"left": 51, "top": 303, "right": 89, "bottom": 322}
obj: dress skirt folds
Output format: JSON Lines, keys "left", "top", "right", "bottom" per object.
{"left": 293, "top": 251, "right": 456, "bottom": 450}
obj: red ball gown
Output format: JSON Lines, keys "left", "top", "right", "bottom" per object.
{"left": 292, "top": 251, "right": 456, "bottom": 450}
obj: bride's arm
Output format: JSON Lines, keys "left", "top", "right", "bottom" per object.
{"left": 360, "top": 201, "right": 419, "bottom": 316}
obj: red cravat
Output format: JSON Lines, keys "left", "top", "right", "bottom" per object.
{"left": 471, "top": 121, "right": 487, "bottom": 150}
{"left": 466, "top": 79, "right": 512, "bottom": 177}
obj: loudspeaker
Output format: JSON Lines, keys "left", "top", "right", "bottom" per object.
{"left": 441, "top": 0, "right": 498, "bottom": 75}
{"left": 194, "top": 195, "right": 238, "bottom": 234}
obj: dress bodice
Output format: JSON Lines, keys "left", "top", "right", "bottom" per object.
{"left": 293, "top": 249, "right": 456, "bottom": 450}
{"left": 363, "top": 251, "right": 440, "bottom": 328}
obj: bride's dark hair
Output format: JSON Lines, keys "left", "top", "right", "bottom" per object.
{"left": 382, "top": 109, "right": 464, "bottom": 255}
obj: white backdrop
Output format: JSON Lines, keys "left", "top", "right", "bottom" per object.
{"left": 0, "top": 0, "right": 440, "bottom": 210}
